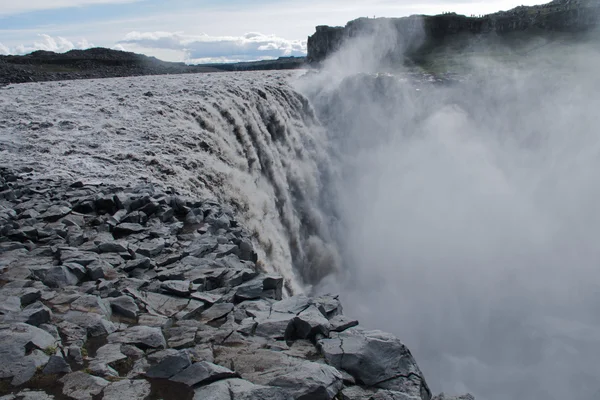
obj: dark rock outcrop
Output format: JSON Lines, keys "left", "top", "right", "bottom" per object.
{"left": 307, "top": 0, "right": 600, "bottom": 64}
{"left": 0, "top": 167, "right": 472, "bottom": 399}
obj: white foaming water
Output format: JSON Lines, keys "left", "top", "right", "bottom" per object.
{"left": 0, "top": 71, "right": 339, "bottom": 294}
{"left": 3, "top": 44, "right": 600, "bottom": 400}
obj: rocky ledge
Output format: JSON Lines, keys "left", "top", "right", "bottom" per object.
{"left": 307, "top": 0, "right": 600, "bottom": 64}
{"left": 0, "top": 167, "right": 472, "bottom": 400}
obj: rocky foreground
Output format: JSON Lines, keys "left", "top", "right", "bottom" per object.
{"left": 0, "top": 167, "right": 473, "bottom": 399}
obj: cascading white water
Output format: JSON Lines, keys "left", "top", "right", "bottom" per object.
{"left": 0, "top": 71, "right": 340, "bottom": 295}
{"left": 4, "top": 40, "right": 600, "bottom": 399}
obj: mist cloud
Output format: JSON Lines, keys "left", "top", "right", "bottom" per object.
{"left": 118, "top": 31, "right": 307, "bottom": 63}
{"left": 298, "top": 19, "right": 600, "bottom": 400}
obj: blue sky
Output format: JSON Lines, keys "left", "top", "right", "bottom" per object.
{"left": 0, "top": 0, "right": 547, "bottom": 63}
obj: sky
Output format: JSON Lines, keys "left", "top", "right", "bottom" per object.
{"left": 0, "top": 0, "right": 549, "bottom": 63}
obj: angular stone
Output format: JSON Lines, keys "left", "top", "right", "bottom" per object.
{"left": 42, "top": 205, "right": 71, "bottom": 222}
{"left": 319, "top": 329, "right": 430, "bottom": 399}
{"left": 291, "top": 305, "right": 331, "bottom": 340}
{"left": 37, "top": 266, "right": 79, "bottom": 288}
{"left": 201, "top": 303, "right": 234, "bottom": 322}
{"left": 63, "top": 311, "right": 116, "bottom": 337}
{"left": 97, "top": 240, "right": 129, "bottom": 253}
{"left": 136, "top": 238, "right": 165, "bottom": 257}
{"left": 114, "top": 223, "right": 146, "bottom": 235}
{"left": 59, "top": 371, "right": 109, "bottom": 400}
{"left": 70, "top": 295, "right": 112, "bottom": 318}
{"left": 161, "top": 280, "right": 192, "bottom": 297}
{"left": 253, "top": 311, "right": 295, "bottom": 340}
{"left": 145, "top": 350, "right": 191, "bottom": 379}
{"left": 127, "top": 289, "right": 190, "bottom": 317}
{"left": 315, "top": 294, "right": 343, "bottom": 318}
{"left": 170, "top": 361, "right": 238, "bottom": 386}
{"left": 103, "top": 379, "right": 152, "bottom": 400}
{"left": 123, "top": 257, "right": 152, "bottom": 272}
{"left": 93, "top": 343, "right": 128, "bottom": 367}
{"left": 330, "top": 315, "right": 359, "bottom": 332}
{"left": 165, "top": 326, "right": 198, "bottom": 349}
{"left": 183, "top": 237, "right": 218, "bottom": 258}
{"left": 271, "top": 294, "right": 311, "bottom": 314}
{"left": 83, "top": 261, "right": 107, "bottom": 280}
{"left": 192, "top": 378, "right": 289, "bottom": 400}
{"left": 109, "top": 296, "right": 139, "bottom": 319}
{"left": 214, "top": 347, "right": 343, "bottom": 399}
{"left": 233, "top": 279, "right": 263, "bottom": 302}
{"left": 42, "top": 355, "right": 71, "bottom": 375}
{"left": 108, "top": 326, "right": 166, "bottom": 349}
{"left": 20, "top": 301, "right": 52, "bottom": 326}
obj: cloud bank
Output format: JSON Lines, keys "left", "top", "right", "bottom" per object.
{"left": 0, "top": 34, "right": 93, "bottom": 55}
{"left": 118, "top": 31, "right": 307, "bottom": 63}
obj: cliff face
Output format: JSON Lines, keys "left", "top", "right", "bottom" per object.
{"left": 307, "top": 0, "right": 600, "bottom": 64}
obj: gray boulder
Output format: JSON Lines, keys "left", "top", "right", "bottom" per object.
{"left": 109, "top": 296, "right": 139, "bottom": 319}
{"left": 319, "top": 329, "right": 431, "bottom": 400}
{"left": 59, "top": 371, "right": 109, "bottom": 400}
{"left": 145, "top": 349, "right": 191, "bottom": 379}
{"left": 108, "top": 326, "right": 166, "bottom": 349}
{"left": 170, "top": 361, "right": 238, "bottom": 386}
{"left": 0, "top": 323, "right": 56, "bottom": 385}
{"left": 291, "top": 304, "right": 331, "bottom": 340}
{"left": 192, "top": 378, "right": 289, "bottom": 400}
{"left": 102, "top": 379, "right": 152, "bottom": 400}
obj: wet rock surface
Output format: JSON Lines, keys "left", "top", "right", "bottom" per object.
{"left": 0, "top": 169, "right": 473, "bottom": 399}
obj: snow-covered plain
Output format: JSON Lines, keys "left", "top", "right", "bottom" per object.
{"left": 0, "top": 71, "right": 339, "bottom": 293}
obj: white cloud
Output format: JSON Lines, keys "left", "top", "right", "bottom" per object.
{"left": 0, "top": 0, "right": 144, "bottom": 16}
{"left": 119, "top": 31, "right": 307, "bottom": 64}
{"left": 3, "top": 34, "right": 94, "bottom": 55}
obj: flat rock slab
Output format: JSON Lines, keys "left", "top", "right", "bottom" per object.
{"left": 0, "top": 323, "right": 56, "bottom": 385}
{"left": 201, "top": 303, "right": 234, "bottom": 322}
{"left": 214, "top": 346, "right": 343, "bottom": 400}
{"left": 108, "top": 325, "right": 166, "bottom": 349}
{"left": 170, "top": 361, "right": 238, "bottom": 386}
{"left": 102, "top": 379, "right": 152, "bottom": 400}
{"left": 145, "top": 350, "right": 191, "bottom": 379}
{"left": 59, "top": 371, "right": 109, "bottom": 400}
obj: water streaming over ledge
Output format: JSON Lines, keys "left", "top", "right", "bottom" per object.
{"left": 4, "top": 59, "right": 600, "bottom": 400}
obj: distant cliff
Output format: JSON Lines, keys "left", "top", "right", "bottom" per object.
{"left": 307, "top": 0, "right": 600, "bottom": 64}
{"left": 0, "top": 48, "right": 305, "bottom": 85}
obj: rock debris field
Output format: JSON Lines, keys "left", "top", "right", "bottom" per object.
{"left": 0, "top": 73, "right": 473, "bottom": 400}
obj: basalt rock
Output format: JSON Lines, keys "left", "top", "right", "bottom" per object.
{"left": 0, "top": 171, "right": 467, "bottom": 400}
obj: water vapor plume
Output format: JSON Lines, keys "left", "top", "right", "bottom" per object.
{"left": 297, "top": 19, "right": 600, "bottom": 400}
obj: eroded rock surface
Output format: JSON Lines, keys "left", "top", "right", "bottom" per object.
{"left": 0, "top": 169, "right": 473, "bottom": 400}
